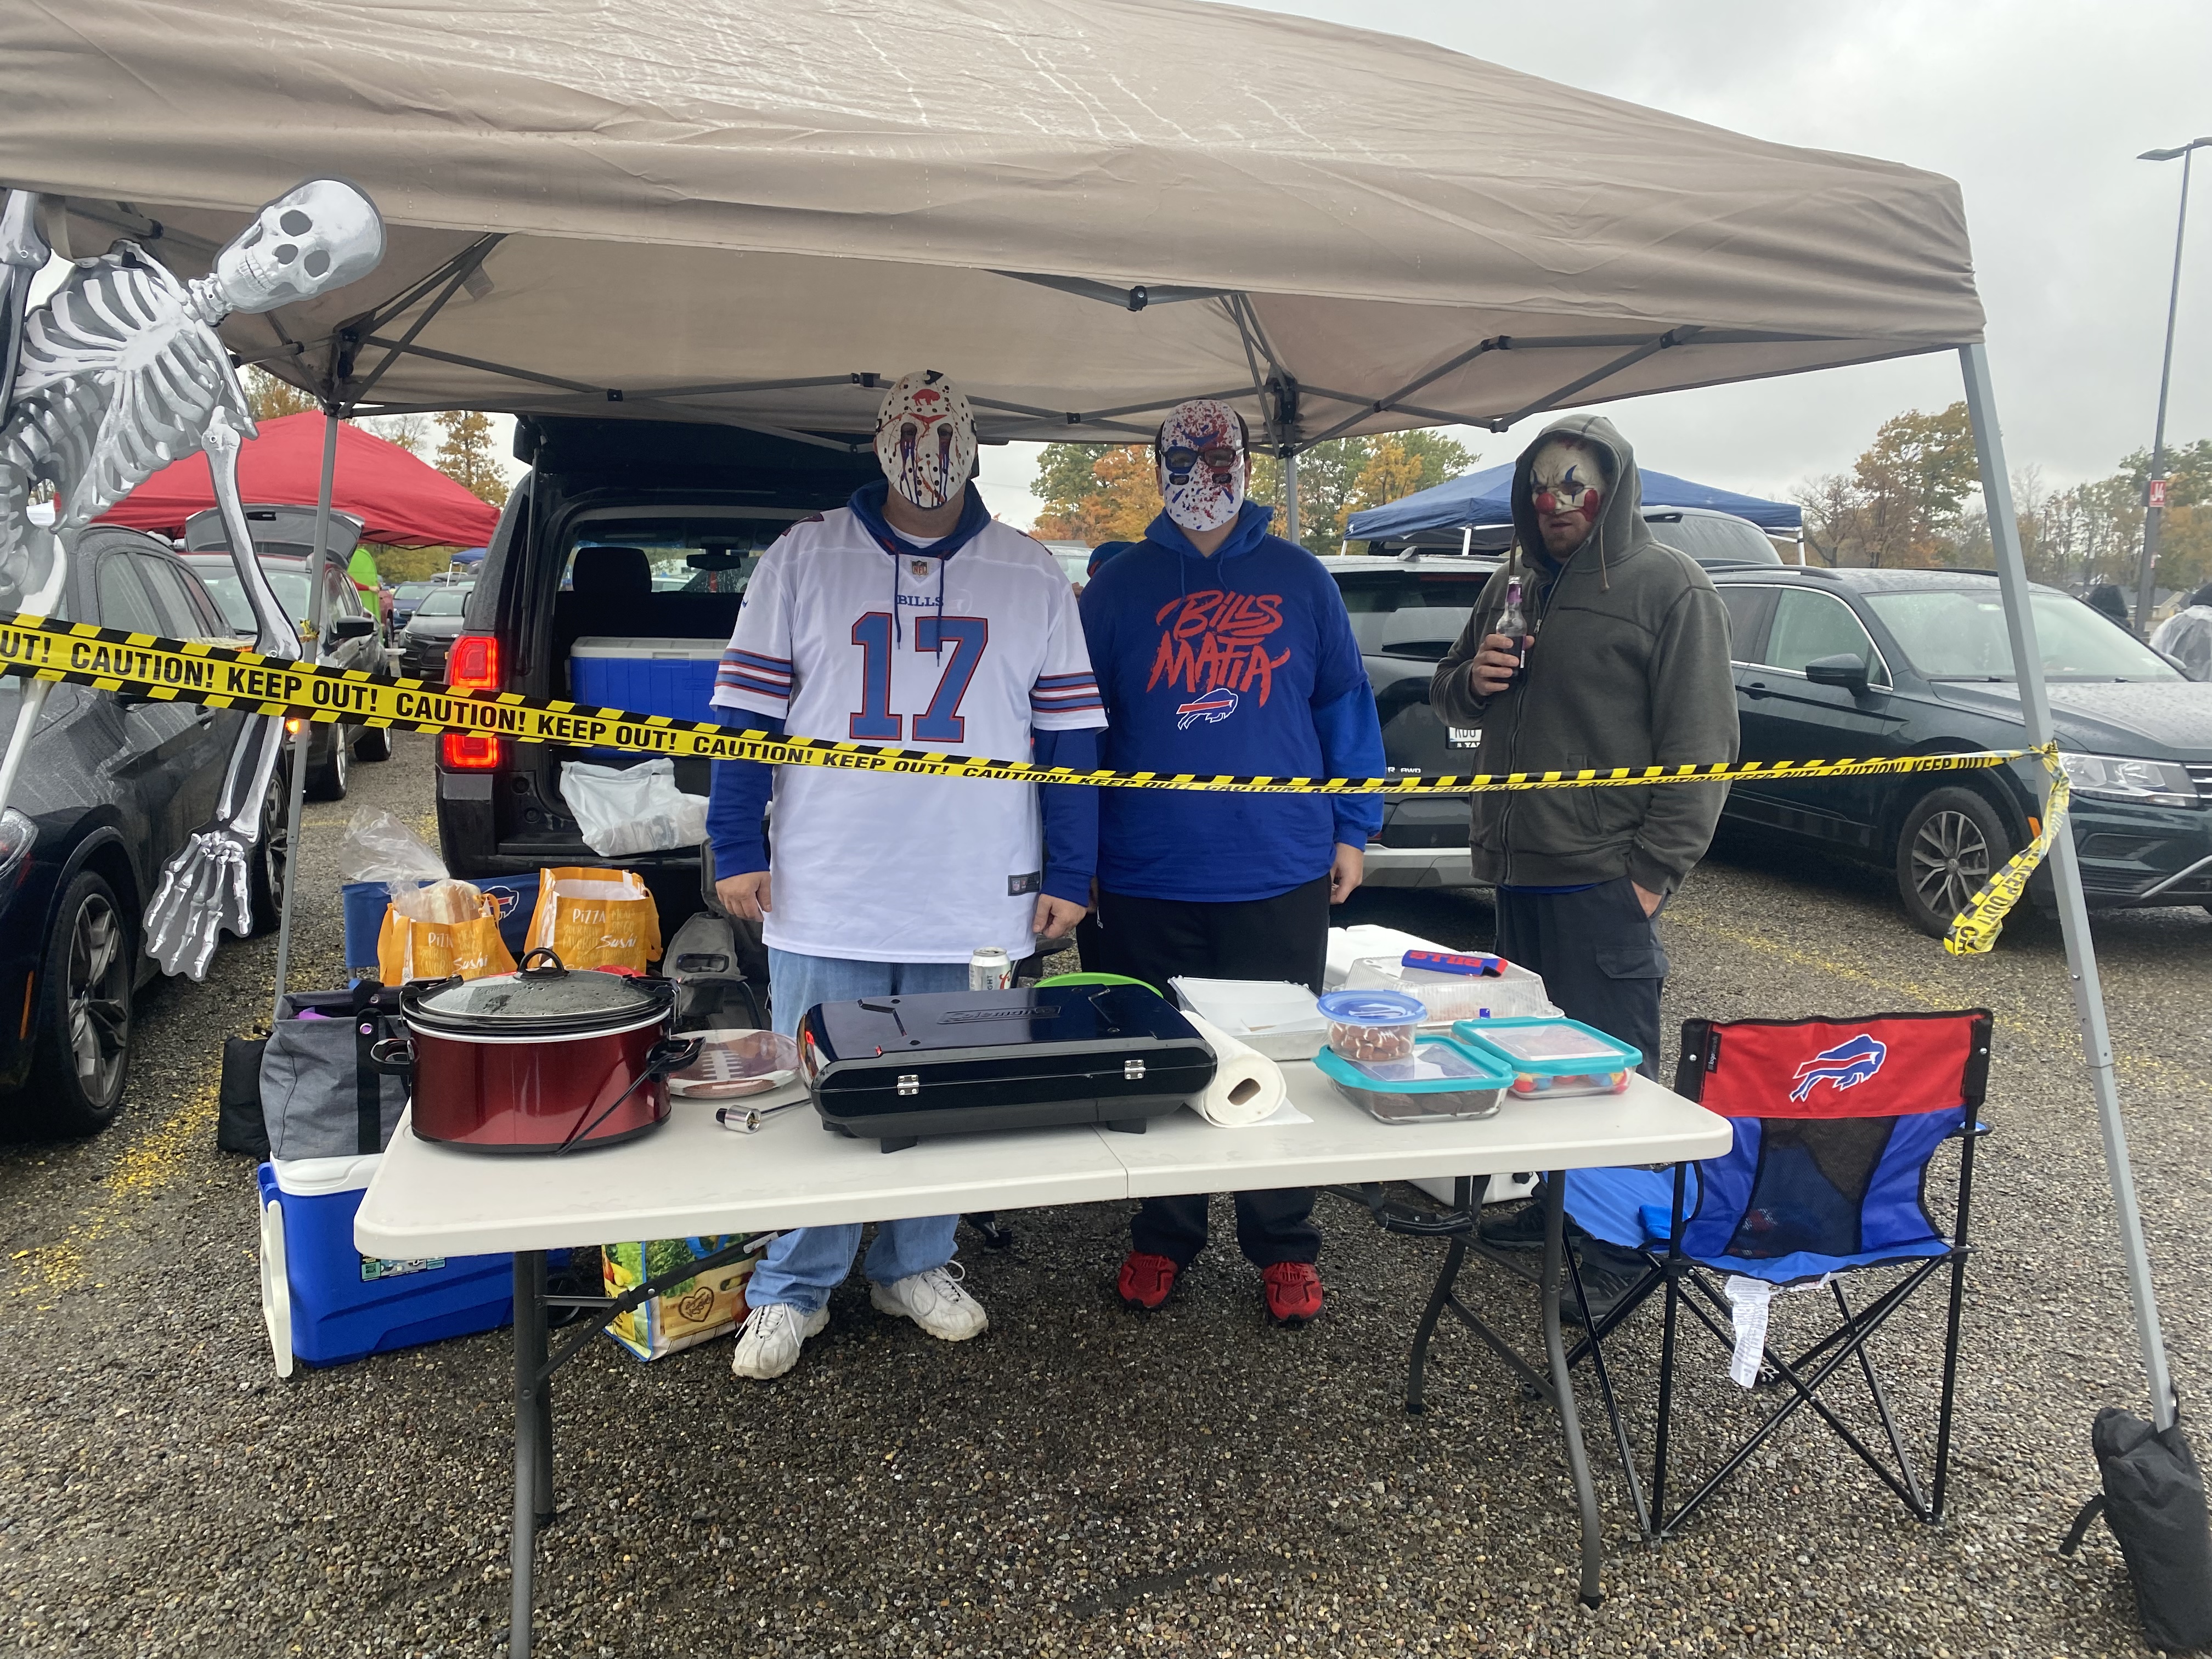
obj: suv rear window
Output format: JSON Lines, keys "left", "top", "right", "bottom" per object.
{"left": 558, "top": 516, "right": 801, "bottom": 601}
{"left": 1332, "top": 569, "right": 1489, "bottom": 661}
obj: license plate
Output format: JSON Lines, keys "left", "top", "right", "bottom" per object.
{"left": 1447, "top": 727, "right": 1482, "bottom": 749}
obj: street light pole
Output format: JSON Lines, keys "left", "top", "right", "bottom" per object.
{"left": 2130, "top": 137, "right": 2211, "bottom": 636}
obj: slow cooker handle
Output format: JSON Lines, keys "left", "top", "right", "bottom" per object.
{"left": 550, "top": 1035, "right": 705, "bottom": 1156}
{"left": 366, "top": 1036, "right": 416, "bottom": 1077}
{"left": 518, "top": 948, "right": 567, "bottom": 979}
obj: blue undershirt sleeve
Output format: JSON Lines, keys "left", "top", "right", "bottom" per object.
{"left": 1312, "top": 682, "right": 1386, "bottom": 847}
{"left": 1035, "top": 725, "right": 1099, "bottom": 904}
{"left": 706, "top": 715, "right": 785, "bottom": 879}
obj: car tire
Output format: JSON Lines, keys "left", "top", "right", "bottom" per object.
{"left": 21, "top": 871, "right": 133, "bottom": 1137}
{"left": 353, "top": 725, "right": 393, "bottom": 763}
{"left": 306, "top": 727, "right": 349, "bottom": 802}
{"left": 248, "top": 761, "right": 289, "bottom": 936}
{"left": 1895, "top": 786, "right": 2012, "bottom": 939}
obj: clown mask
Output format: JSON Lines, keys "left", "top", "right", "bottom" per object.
{"left": 1528, "top": 438, "right": 1607, "bottom": 552}
{"left": 874, "top": 370, "right": 978, "bottom": 510}
{"left": 1156, "top": 399, "right": 1247, "bottom": 535}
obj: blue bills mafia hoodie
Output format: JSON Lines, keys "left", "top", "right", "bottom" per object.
{"left": 1078, "top": 500, "right": 1384, "bottom": 902}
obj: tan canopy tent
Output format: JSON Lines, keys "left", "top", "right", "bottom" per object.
{"left": 2, "top": 0, "right": 1983, "bottom": 448}
{"left": 0, "top": 0, "right": 2175, "bottom": 1643}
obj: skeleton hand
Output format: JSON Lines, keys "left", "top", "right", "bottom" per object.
{"left": 142, "top": 825, "right": 256, "bottom": 981}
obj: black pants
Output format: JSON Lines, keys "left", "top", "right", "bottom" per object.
{"left": 1096, "top": 876, "right": 1329, "bottom": 1269}
{"left": 1494, "top": 877, "right": 1668, "bottom": 1080}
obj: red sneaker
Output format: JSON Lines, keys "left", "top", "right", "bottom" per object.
{"left": 1118, "top": 1251, "right": 1180, "bottom": 1310}
{"left": 1262, "top": 1262, "right": 1324, "bottom": 1326}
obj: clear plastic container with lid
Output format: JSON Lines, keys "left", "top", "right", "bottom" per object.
{"left": 1313, "top": 1036, "right": 1513, "bottom": 1123}
{"left": 1342, "top": 953, "right": 1559, "bottom": 1026}
{"left": 1314, "top": 989, "right": 1426, "bottom": 1063}
{"left": 1453, "top": 1017, "right": 1641, "bottom": 1099}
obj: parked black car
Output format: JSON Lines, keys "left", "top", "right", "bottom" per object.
{"left": 179, "top": 504, "right": 392, "bottom": 801}
{"left": 398, "top": 582, "right": 475, "bottom": 681}
{"left": 1322, "top": 554, "right": 1496, "bottom": 887}
{"left": 1708, "top": 566, "right": 2212, "bottom": 934}
{"left": 1, "top": 526, "right": 283, "bottom": 1135}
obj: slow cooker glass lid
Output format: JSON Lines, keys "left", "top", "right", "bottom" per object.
{"left": 416, "top": 964, "right": 659, "bottom": 1024}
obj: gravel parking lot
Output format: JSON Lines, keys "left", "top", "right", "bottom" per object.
{"left": 3, "top": 736, "right": 2207, "bottom": 1658}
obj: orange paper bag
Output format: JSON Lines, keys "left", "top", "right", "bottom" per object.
{"left": 377, "top": 891, "right": 517, "bottom": 983}
{"left": 524, "top": 867, "right": 662, "bottom": 972}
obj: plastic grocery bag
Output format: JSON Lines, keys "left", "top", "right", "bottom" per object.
{"left": 338, "top": 807, "right": 448, "bottom": 888}
{"left": 558, "top": 759, "right": 708, "bottom": 857}
{"left": 378, "top": 886, "right": 517, "bottom": 983}
{"left": 525, "top": 867, "right": 663, "bottom": 972}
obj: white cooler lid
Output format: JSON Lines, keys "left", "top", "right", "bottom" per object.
{"left": 571, "top": 637, "right": 725, "bottom": 661}
{"left": 270, "top": 1152, "right": 381, "bottom": 1197}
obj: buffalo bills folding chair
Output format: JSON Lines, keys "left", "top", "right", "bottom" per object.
{"left": 1558, "top": 1009, "right": 1992, "bottom": 1539}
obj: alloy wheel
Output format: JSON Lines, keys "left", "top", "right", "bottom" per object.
{"left": 1909, "top": 809, "right": 1992, "bottom": 922}
{"left": 66, "top": 892, "right": 129, "bottom": 1101}
{"left": 260, "top": 771, "right": 289, "bottom": 916}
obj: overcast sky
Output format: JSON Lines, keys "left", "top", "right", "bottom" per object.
{"left": 977, "top": 0, "right": 2212, "bottom": 528}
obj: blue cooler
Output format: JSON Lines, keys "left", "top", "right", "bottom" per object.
{"left": 256, "top": 1155, "right": 513, "bottom": 1373}
{"left": 568, "top": 637, "right": 724, "bottom": 726}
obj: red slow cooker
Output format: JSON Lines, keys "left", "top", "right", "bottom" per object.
{"left": 377, "top": 950, "right": 699, "bottom": 1153}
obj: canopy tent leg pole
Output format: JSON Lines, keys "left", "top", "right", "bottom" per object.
{"left": 1283, "top": 450, "right": 1301, "bottom": 545}
{"left": 1959, "top": 342, "right": 2177, "bottom": 1430}
{"left": 269, "top": 407, "right": 338, "bottom": 1020}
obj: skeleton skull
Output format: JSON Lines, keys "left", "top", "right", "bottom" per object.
{"left": 212, "top": 179, "right": 384, "bottom": 314}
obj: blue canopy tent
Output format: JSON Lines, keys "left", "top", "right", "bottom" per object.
{"left": 1347, "top": 460, "right": 1800, "bottom": 540}
{"left": 451, "top": 545, "right": 489, "bottom": 565}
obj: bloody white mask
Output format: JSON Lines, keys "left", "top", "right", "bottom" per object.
{"left": 1528, "top": 438, "right": 1606, "bottom": 533}
{"left": 874, "top": 370, "right": 977, "bottom": 510}
{"left": 1156, "top": 399, "right": 1246, "bottom": 534}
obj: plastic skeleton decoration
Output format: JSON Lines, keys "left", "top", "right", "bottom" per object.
{"left": 0, "top": 180, "right": 385, "bottom": 980}
{"left": 1156, "top": 399, "right": 1246, "bottom": 535}
{"left": 873, "top": 369, "right": 977, "bottom": 509}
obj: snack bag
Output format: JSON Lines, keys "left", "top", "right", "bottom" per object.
{"left": 601, "top": 1235, "right": 760, "bottom": 1361}
{"left": 377, "top": 884, "right": 517, "bottom": 983}
{"left": 524, "top": 867, "right": 662, "bottom": 972}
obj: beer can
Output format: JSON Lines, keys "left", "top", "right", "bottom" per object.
{"left": 968, "top": 947, "right": 1013, "bottom": 991}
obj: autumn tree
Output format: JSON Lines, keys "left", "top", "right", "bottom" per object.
{"left": 1032, "top": 430, "right": 1472, "bottom": 557}
{"left": 433, "top": 409, "right": 510, "bottom": 507}
{"left": 242, "top": 366, "right": 318, "bottom": 422}
{"left": 1796, "top": 401, "right": 1979, "bottom": 567}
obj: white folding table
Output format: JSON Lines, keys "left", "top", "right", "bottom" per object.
{"left": 357, "top": 1064, "right": 1729, "bottom": 1655}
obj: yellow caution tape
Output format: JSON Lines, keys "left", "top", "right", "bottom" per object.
{"left": 1942, "top": 744, "right": 2068, "bottom": 956}
{"left": 0, "top": 612, "right": 2063, "bottom": 944}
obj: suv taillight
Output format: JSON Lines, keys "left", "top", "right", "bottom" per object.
{"left": 441, "top": 634, "right": 504, "bottom": 770}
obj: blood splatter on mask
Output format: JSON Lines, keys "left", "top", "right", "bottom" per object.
{"left": 1156, "top": 399, "right": 1247, "bottom": 535}
{"left": 1528, "top": 438, "right": 1606, "bottom": 532}
{"left": 874, "top": 370, "right": 977, "bottom": 509}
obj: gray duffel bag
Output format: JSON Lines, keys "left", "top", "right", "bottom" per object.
{"left": 259, "top": 988, "right": 408, "bottom": 1161}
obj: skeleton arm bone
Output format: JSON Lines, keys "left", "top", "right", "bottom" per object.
{"left": 202, "top": 405, "right": 298, "bottom": 661}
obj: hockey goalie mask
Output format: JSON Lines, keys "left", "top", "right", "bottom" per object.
{"left": 1527, "top": 437, "right": 1607, "bottom": 541}
{"left": 1156, "top": 399, "right": 1246, "bottom": 535}
{"left": 874, "top": 370, "right": 977, "bottom": 510}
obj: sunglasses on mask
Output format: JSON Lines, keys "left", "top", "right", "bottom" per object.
{"left": 1161, "top": 445, "right": 1240, "bottom": 475}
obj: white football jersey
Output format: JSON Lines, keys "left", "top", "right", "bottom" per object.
{"left": 712, "top": 507, "right": 1105, "bottom": 963}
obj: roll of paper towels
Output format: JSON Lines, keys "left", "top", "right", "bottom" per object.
{"left": 1183, "top": 1012, "right": 1288, "bottom": 1127}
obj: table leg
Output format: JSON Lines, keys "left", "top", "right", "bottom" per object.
{"left": 510, "top": 1249, "right": 548, "bottom": 1659}
{"left": 1539, "top": 1172, "right": 1604, "bottom": 1607}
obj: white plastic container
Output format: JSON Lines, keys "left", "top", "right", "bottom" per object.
{"left": 1325, "top": 925, "right": 1442, "bottom": 989}
{"left": 1344, "top": 955, "right": 1559, "bottom": 1026}
{"left": 1168, "top": 978, "right": 1328, "bottom": 1062}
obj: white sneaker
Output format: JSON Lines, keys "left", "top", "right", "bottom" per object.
{"left": 730, "top": 1301, "right": 828, "bottom": 1379}
{"left": 871, "top": 1264, "right": 989, "bottom": 1342}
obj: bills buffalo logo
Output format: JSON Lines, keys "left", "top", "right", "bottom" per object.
{"left": 1789, "top": 1034, "right": 1887, "bottom": 1102}
{"left": 1148, "top": 590, "right": 1289, "bottom": 707}
{"left": 1177, "top": 687, "right": 1239, "bottom": 730}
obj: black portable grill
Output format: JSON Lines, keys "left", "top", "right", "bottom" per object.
{"left": 800, "top": 984, "right": 1216, "bottom": 1152}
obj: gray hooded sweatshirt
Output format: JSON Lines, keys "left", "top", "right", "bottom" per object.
{"left": 1430, "top": 414, "right": 1738, "bottom": 895}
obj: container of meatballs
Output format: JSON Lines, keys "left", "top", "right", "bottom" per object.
{"left": 1316, "top": 990, "right": 1427, "bottom": 1063}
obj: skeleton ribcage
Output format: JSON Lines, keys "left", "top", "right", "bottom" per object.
{"left": 0, "top": 242, "right": 244, "bottom": 606}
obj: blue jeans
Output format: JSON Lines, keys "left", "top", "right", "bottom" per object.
{"left": 748, "top": 950, "right": 972, "bottom": 1313}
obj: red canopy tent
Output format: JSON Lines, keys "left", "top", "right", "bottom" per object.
{"left": 95, "top": 410, "right": 501, "bottom": 548}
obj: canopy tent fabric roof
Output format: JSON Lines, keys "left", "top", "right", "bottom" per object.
{"left": 1348, "top": 461, "right": 1803, "bottom": 539}
{"left": 93, "top": 412, "right": 502, "bottom": 549}
{"left": 0, "top": 0, "right": 1982, "bottom": 452}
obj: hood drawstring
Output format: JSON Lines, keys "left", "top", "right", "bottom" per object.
{"left": 886, "top": 544, "right": 949, "bottom": 653}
